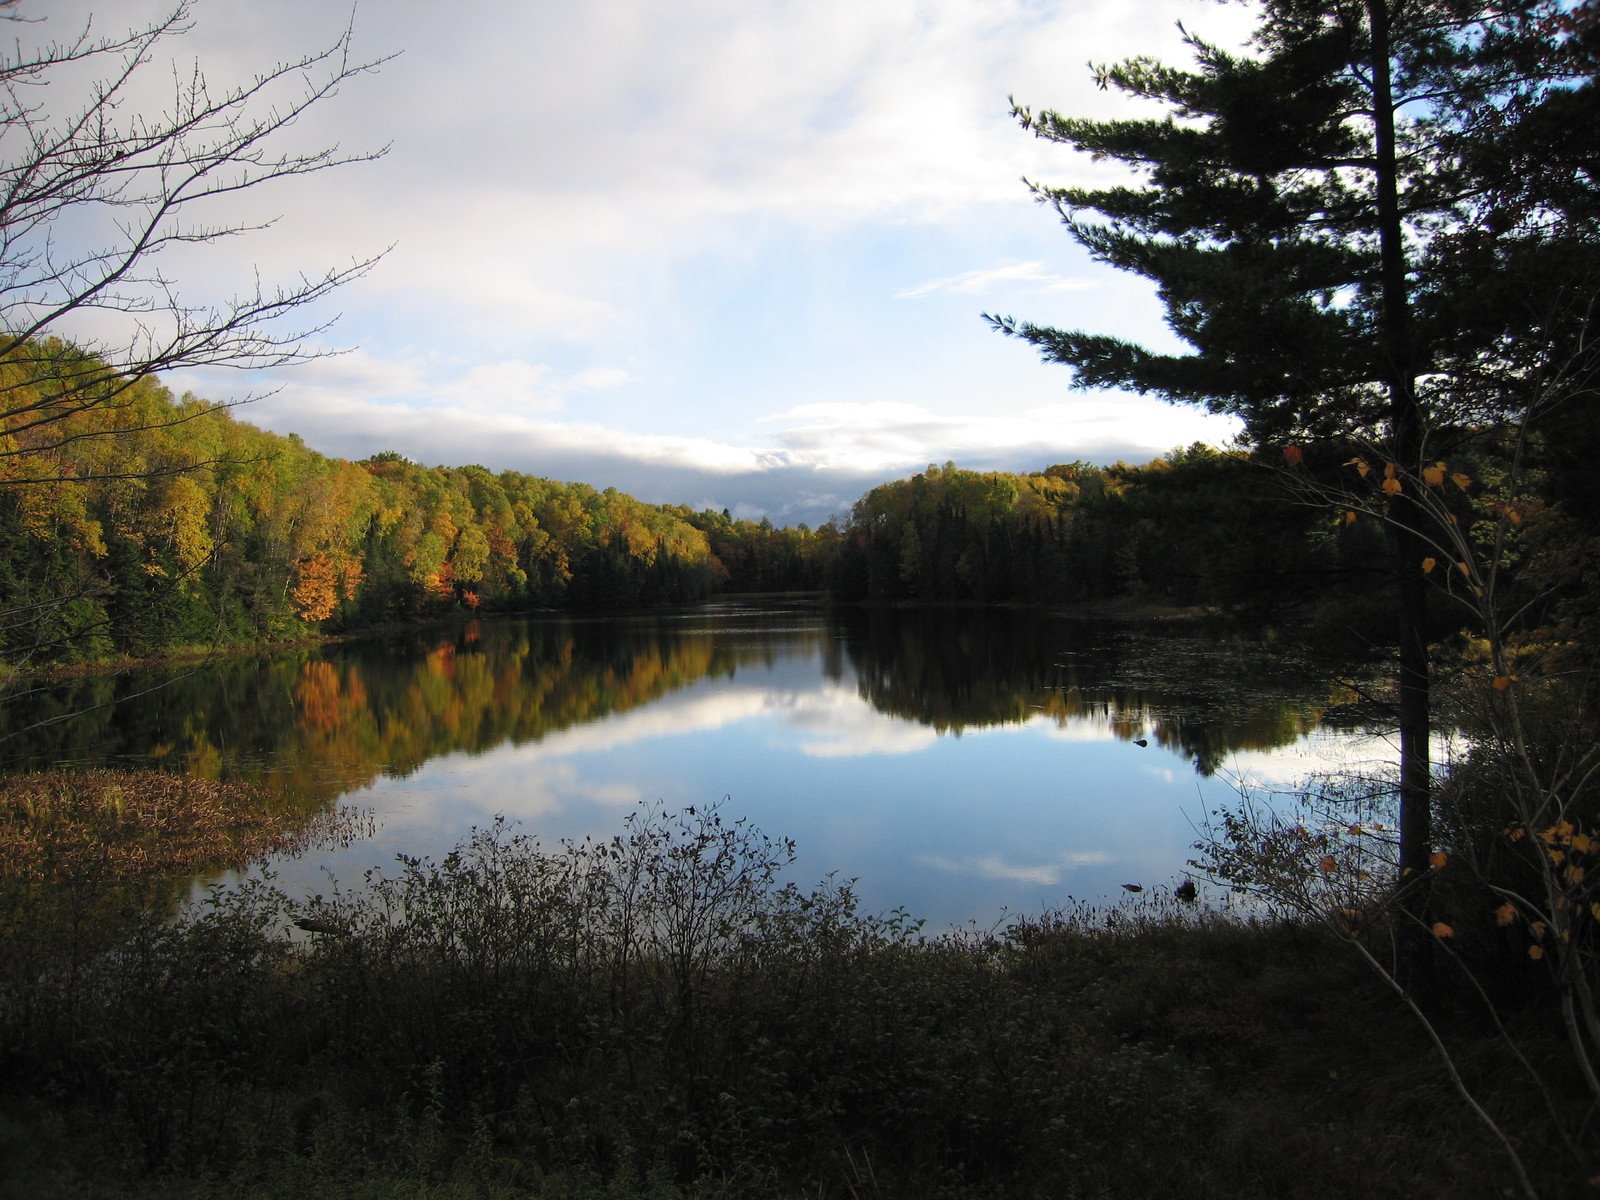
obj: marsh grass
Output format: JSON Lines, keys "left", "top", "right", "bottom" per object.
{"left": 0, "top": 800, "right": 1586, "bottom": 1198}
{"left": 1, "top": 768, "right": 371, "bottom": 888}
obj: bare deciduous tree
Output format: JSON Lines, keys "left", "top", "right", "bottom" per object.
{"left": 0, "top": 0, "right": 389, "bottom": 484}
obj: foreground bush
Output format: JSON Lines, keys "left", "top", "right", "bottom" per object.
{"left": 0, "top": 802, "right": 1579, "bottom": 1198}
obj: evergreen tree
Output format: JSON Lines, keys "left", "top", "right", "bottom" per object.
{"left": 991, "top": 0, "right": 1598, "bottom": 981}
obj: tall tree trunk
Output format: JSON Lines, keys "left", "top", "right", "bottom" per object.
{"left": 1367, "top": 0, "right": 1434, "bottom": 993}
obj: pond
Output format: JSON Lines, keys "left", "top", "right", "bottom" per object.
{"left": 3, "top": 599, "right": 1403, "bottom": 928}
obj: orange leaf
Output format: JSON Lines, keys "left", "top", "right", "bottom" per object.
{"left": 1431, "top": 921, "right": 1454, "bottom": 939}
{"left": 1451, "top": 471, "right": 1472, "bottom": 491}
{"left": 1528, "top": 944, "right": 1545, "bottom": 960}
{"left": 1317, "top": 855, "right": 1338, "bottom": 875}
{"left": 1345, "top": 456, "right": 1370, "bottom": 478}
{"left": 1492, "top": 675, "right": 1513, "bottom": 691}
{"left": 1343, "top": 510, "right": 1358, "bottom": 526}
{"left": 1542, "top": 821, "right": 1575, "bottom": 844}
{"left": 1283, "top": 445, "right": 1303, "bottom": 466}
{"left": 1530, "top": 921, "right": 1548, "bottom": 940}
{"left": 1429, "top": 850, "right": 1448, "bottom": 869}
{"left": 1422, "top": 463, "right": 1446, "bottom": 486}
{"left": 1456, "top": 561, "right": 1471, "bottom": 578}
{"left": 1507, "top": 509, "right": 1522, "bottom": 527}
{"left": 1381, "top": 477, "right": 1403, "bottom": 496}
{"left": 1589, "top": 901, "right": 1600, "bottom": 921}
{"left": 1496, "top": 902, "right": 1518, "bottom": 927}
{"left": 1421, "top": 557, "right": 1436, "bottom": 575}
{"left": 1572, "top": 833, "right": 1593, "bottom": 854}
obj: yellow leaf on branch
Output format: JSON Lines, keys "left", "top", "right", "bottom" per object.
{"left": 1422, "top": 462, "right": 1446, "bottom": 486}
{"left": 1451, "top": 471, "right": 1473, "bottom": 491}
{"left": 1421, "top": 557, "right": 1436, "bottom": 575}
{"left": 1345, "top": 456, "right": 1371, "bottom": 478}
{"left": 1429, "top": 851, "right": 1448, "bottom": 869}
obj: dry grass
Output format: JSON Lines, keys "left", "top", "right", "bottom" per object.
{"left": 0, "top": 767, "right": 369, "bottom": 886}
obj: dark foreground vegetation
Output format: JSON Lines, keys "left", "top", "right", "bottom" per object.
{"left": 0, "top": 792, "right": 1591, "bottom": 1200}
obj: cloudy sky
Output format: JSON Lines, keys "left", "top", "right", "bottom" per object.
{"left": 42, "top": 0, "right": 1253, "bottom": 525}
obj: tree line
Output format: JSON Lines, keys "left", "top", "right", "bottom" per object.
{"left": 830, "top": 448, "right": 1342, "bottom": 613}
{"left": 0, "top": 342, "right": 836, "bottom": 664}
{"left": 10, "top": 335, "right": 1598, "bottom": 670}
{"left": 0, "top": 336, "right": 1408, "bottom": 670}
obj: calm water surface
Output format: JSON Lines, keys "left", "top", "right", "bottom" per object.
{"left": 5, "top": 600, "right": 1399, "bottom": 927}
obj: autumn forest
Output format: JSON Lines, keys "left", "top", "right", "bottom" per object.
{"left": 2, "top": 338, "right": 1425, "bottom": 672}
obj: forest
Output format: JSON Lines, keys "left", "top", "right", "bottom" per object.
{"left": 8, "top": 343, "right": 1597, "bottom": 676}
{"left": 0, "top": 339, "right": 826, "bottom": 667}
{"left": 1, "top": 337, "right": 1393, "bottom": 672}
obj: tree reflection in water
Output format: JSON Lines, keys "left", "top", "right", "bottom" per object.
{"left": 1, "top": 601, "right": 1387, "bottom": 922}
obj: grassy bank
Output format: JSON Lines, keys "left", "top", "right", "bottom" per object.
{"left": 1, "top": 792, "right": 1586, "bottom": 1199}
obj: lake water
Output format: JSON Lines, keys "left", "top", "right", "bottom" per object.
{"left": 3, "top": 599, "right": 1402, "bottom": 928}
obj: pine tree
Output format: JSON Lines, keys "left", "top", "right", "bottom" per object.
{"left": 992, "top": 0, "right": 1598, "bottom": 984}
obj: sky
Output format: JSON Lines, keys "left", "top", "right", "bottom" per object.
{"left": 39, "top": 0, "right": 1254, "bottom": 526}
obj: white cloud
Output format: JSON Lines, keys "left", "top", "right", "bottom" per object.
{"left": 760, "top": 398, "right": 1239, "bottom": 475}
{"left": 569, "top": 368, "right": 633, "bottom": 392}
{"left": 898, "top": 261, "right": 1095, "bottom": 300}
{"left": 437, "top": 362, "right": 563, "bottom": 415}
{"left": 39, "top": 0, "right": 1258, "bottom": 522}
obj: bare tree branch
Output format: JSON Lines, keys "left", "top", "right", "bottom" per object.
{"left": 0, "top": 1, "right": 390, "bottom": 453}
